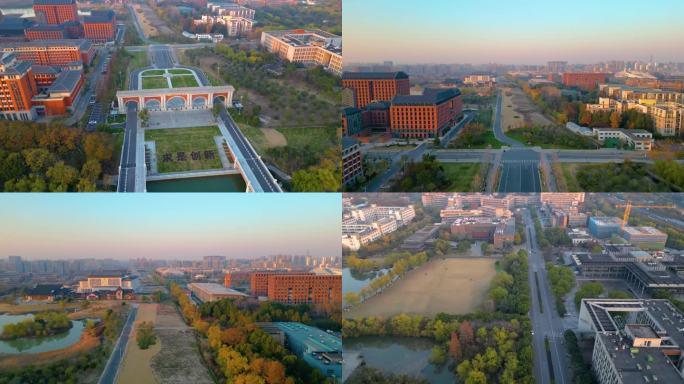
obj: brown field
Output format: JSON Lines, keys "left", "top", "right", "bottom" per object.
{"left": 260, "top": 128, "right": 287, "bottom": 148}
{"left": 0, "top": 302, "right": 81, "bottom": 314}
{"left": 117, "top": 304, "right": 160, "bottom": 384}
{"left": 132, "top": 4, "right": 173, "bottom": 37}
{"left": 346, "top": 258, "right": 497, "bottom": 318}
{"left": 150, "top": 304, "right": 213, "bottom": 384}
{"left": 501, "top": 87, "right": 554, "bottom": 131}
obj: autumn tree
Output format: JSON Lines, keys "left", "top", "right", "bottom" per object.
{"left": 610, "top": 111, "right": 621, "bottom": 128}
{"left": 449, "top": 332, "right": 463, "bottom": 360}
{"left": 459, "top": 321, "right": 474, "bottom": 345}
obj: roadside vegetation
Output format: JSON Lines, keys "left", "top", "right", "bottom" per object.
{"left": 546, "top": 264, "right": 576, "bottom": 316}
{"left": 168, "top": 283, "right": 339, "bottom": 384}
{"left": 1, "top": 312, "right": 71, "bottom": 339}
{"left": 507, "top": 125, "right": 596, "bottom": 149}
{"left": 136, "top": 321, "right": 157, "bottom": 350}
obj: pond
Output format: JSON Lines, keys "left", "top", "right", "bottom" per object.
{"left": 146, "top": 175, "right": 246, "bottom": 192}
{"left": 344, "top": 336, "right": 456, "bottom": 383}
{"left": 0, "top": 314, "right": 88, "bottom": 355}
{"left": 342, "top": 267, "right": 389, "bottom": 295}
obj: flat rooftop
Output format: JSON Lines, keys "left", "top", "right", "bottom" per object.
{"left": 590, "top": 216, "right": 623, "bottom": 226}
{"left": 623, "top": 226, "right": 666, "bottom": 237}
{"left": 598, "top": 332, "right": 683, "bottom": 383}
{"left": 188, "top": 282, "right": 248, "bottom": 296}
{"left": 273, "top": 322, "right": 342, "bottom": 352}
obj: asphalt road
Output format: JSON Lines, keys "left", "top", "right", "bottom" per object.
{"left": 365, "top": 142, "right": 428, "bottom": 192}
{"left": 524, "top": 210, "right": 571, "bottom": 384}
{"left": 98, "top": 305, "right": 138, "bottom": 384}
{"left": 498, "top": 161, "right": 542, "bottom": 192}
{"left": 127, "top": 4, "right": 149, "bottom": 44}
{"left": 149, "top": 45, "right": 175, "bottom": 69}
{"left": 440, "top": 111, "right": 476, "bottom": 148}
{"left": 117, "top": 104, "right": 139, "bottom": 192}
{"left": 216, "top": 103, "right": 281, "bottom": 192}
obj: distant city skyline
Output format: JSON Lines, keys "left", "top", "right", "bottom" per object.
{"left": 0, "top": 194, "right": 341, "bottom": 260}
{"left": 343, "top": 0, "right": 684, "bottom": 65}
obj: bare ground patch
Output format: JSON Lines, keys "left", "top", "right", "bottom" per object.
{"left": 502, "top": 88, "right": 554, "bottom": 131}
{"left": 346, "top": 258, "right": 497, "bottom": 318}
{"left": 150, "top": 304, "right": 212, "bottom": 384}
{"left": 117, "top": 304, "right": 160, "bottom": 384}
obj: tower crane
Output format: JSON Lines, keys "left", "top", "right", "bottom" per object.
{"left": 615, "top": 200, "right": 676, "bottom": 230}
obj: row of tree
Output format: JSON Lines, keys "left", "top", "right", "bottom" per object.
{"left": 546, "top": 263, "right": 576, "bottom": 316}
{"left": 1, "top": 311, "right": 71, "bottom": 339}
{"left": 344, "top": 252, "right": 429, "bottom": 308}
{"left": 168, "top": 283, "right": 337, "bottom": 384}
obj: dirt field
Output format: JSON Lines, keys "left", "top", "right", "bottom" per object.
{"left": 150, "top": 304, "right": 213, "bottom": 384}
{"left": 117, "top": 304, "right": 160, "bottom": 384}
{"left": 501, "top": 87, "right": 554, "bottom": 131}
{"left": 261, "top": 128, "right": 287, "bottom": 147}
{"left": 132, "top": 4, "right": 173, "bottom": 38}
{"left": 346, "top": 258, "right": 497, "bottom": 318}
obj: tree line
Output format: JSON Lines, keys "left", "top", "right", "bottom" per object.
{"left": 169, "top": 283, "right": 338, "bottom": 384}
{"left": 0, "top": 121, "right": 116, "bottom": 192}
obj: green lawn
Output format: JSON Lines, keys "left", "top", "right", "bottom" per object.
{"left": 560, "top": 164, "right": 582, "bottom": 192}
{"left": 141, "top": 69, "right": 165, "bottom": 76}
{"left": 506, "top": 127, "right": 596, "bottom": 150}
{"left": 449, "top": 130, "right": 503, "bottom": 149}
{"left": 442, "top": 163, "right": 482, "bottom": 191}
{"left": 276, "top": 126, "right": 338, "bottom": 153}
{"left": 237, "top": 124, "right": 268, "bottom": 153}
{"left": 129, "top": 51, "right": 149, "bottom": 72}
{"left": 171, "top": 75, "right": 199, "bottom": 88}
{"left": 145, "top": 126, "right": 223, "bottom": 173}
{"left": 142, "top": 76, "right": 169, "bottom": 89}
{"left": 168, "top": 69, "right": 192, "bottom": 75}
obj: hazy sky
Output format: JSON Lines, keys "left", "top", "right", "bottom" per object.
{"left": 344, "top": 0, "right": 684, "bottom": 65}
{"left": 0, "top": 194, "right": 340, "bottom": 260}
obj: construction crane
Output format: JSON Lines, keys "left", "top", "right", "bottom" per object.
{"left": 615, "top": 200, "right": 676, "bottom": 230}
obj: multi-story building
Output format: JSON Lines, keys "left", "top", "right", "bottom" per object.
{"left": 83, "top": 10, "right": 116, "bottom": 42}
{"left": 341, "top": 71, "right": 410, "bottom": 109}
{"left": 0, "top": 53, "right": 38, "bottom": 121}
{"left": 203, "top": 255, "right": 226, "bottom": 269}
{"left": 77, "top": 272, "right": 141, "bottom": 293}
{"left": 260, "top": 29, "right": 342, "bottom": 75}
{"left": 421, "top": 193, "right": 451, "bottom": 209}
{"left": 588, "top": 217, "right": 623, "bottom": 239}
{"left": 622, "top": 226, "right": 668, "bottom": 250}
{"left": 0, "top": 40, "right": 94, "bottom": 67}
{"left": 540, "top": 193, "right": 585, "bottom": 208}
{"left": 592, "top": 128, "right": 653, "bottom": 151}
{"left": 341, "top": 107, "right": 363, "bottom": 136}
{"left": 562, "top": 72, "right": 609, "bottom": 91}
{"left": 188, "top": 282, "right": 248, "bottom": 303}
{"left": 33, "top": 0, "right": 79, "bottom": 25}
{"left": 389, "top": 88, "right": 463, "bottom": 139}
{"left": 578, "top": 299, "right": 684, "bottom": 384}
{"left": 342, "top": 137, "right": 363, "bottom": 186}
{"left": 194, "top": 3, "right": 254, "bottom": 36}
{"left": 224, "top": 271, "right": 251, "bottom": 289}
{"left": 207, "top": 2, "right": 255, "bottom": 18}
{"left": 31, "top": 69, "right": 84, "bottom": 116}
{"left": 266, "top": 273, "right": 341, "bottom": 306}
{"left": 463, "top": 74, "right": 494, "bottom": 86}
{"left": 450, "top": 217, "right": 515, "bottom": 249}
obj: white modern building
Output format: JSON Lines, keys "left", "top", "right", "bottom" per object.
{"left": 592, "top": 128, "right": 653, "bottom": 151}
{"left": 194, "top": 3, "right": 255, "bottom": 37}
{"left": 77, "top": 273, "right": 141, "bottom": 293}
{"left": 260, "top": 29, "right": 342, "bottom": 76}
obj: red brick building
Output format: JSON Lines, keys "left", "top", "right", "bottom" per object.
{"left": 342, "top": 71, "right": 410, "bottom": 109}
{"left": 224, "top": 271, "right": 251, "bottom": 289}
{"left": 83, "top": 10, "right": 116, "bottom": 42}
{"left": 33, "top": 0, "right": 79, "bottom": 25}
{"left": 0, "top": 54, "right": 38, "bottom": 121}
{"left": 250, "top": 271, "right": 311, "bottom": 296}
{"left": 562, "top": 72, "right": 608, "bottom": 91}
{"left": 266, "top": 274, "right": 341, "bottom": 306}
{"left": 389, "top": 88, "right": 463, "bottom": 139}
{"left": 0, "top": 40, "right": 95, "bottom": 67}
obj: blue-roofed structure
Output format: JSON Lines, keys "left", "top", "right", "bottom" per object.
{"left": 260, "top": 322, "right": 342, "bottom": 380}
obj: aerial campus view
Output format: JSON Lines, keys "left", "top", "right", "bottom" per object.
{"left": 341, "top": 192, "right": 684, "bottom": 384}
{"left": 0, "top": 193, "right": 343, "bottom": 384}
{"left": 0, "top": 0, "right": 342, "bottom": 193}
{"left": 341, "top": 0, "right": 684, "bottom": 193}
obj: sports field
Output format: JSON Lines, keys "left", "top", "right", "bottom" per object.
{"left": 347, "top": 258, "right": 497, "bottom": 318}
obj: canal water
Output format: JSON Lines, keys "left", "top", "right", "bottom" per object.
{"left": 342, "top": 268, "right": 390, "bottom": 294}
{"left": 146, "top": 175, "right": 246, "bottom": 192}
{"left": 0, "top": 314, "right": 87, "bottom": 355}
{"left": 344, "top": 336, "right": 456, "bottom": 383}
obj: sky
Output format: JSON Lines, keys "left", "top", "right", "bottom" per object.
{"left": 0, "top": 194, "right": 341, "bottom": 260}
{"left": 343, "top": 0, "right": 684, "bottom": 65}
